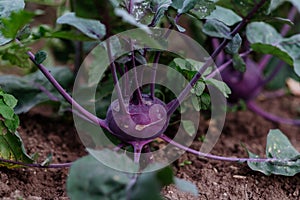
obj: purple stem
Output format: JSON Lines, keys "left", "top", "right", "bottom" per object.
{"left": 160, "top": 134, "right": 290, "bottom": 163}
{"left": 212, "top": 38, "right": 225, "bottom": 66}
{"left": 0, "top": 158, "right": 72, "bottom": 168}
{"left": 258, "top": 6, "right": 298, "bottom": 70}
{"left": 207, "top": 50, "right": 251, "bottom": 79}
{"left": 131, "top": 41, "right": 143, "bottom": 103}
{"left": 167, "top": 0, "right": 268, "bottom": 116}
{"left": 150, "top": 14, "right": 181, "bottom": 99}
{"left": 150, "top": 52, "right": 161, "bottom": 99}
{"left": 261, "top": 60, "right": 285, "bottom": 85}
{"left": 128, "top": 0, "right": 134, "bottom": 14}
{"left": 32, "top": 82, "right": 59, "bottom": 101}
{"left": 106, "top": 40, "right": 127, "bottom": 113}
{"left": 27, "top": 51, "right": 110, "bottom": 131}
{"left": 247, "top": 101, "right": 300, "bottom": 125}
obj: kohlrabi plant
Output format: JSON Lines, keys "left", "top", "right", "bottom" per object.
{"left": 0, "top": 0, "right": 300, "bottom": 199}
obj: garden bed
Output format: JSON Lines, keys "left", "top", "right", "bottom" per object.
{"left": 0, "top": 95, "right": 299, "bottom": 199}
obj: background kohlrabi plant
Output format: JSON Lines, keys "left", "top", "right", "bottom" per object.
{"left": 0, "top": 0, "right": 300, "bottom": 199}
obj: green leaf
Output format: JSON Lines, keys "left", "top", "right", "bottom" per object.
{"left": 0, "top": 131, "right": 33, "bottom": 168}
{"left": 0, "top": 89, "right": 33, "bottom": 168}
{"left": 87, "top": 148, "right": 139, "bottom": 173}
{"left": 202, "top": 19, "right": 231, "bottom": 39}
{"left": 204, "top": 78, "right": 231, "bottom": 98}
{"left": 0, "top": 0, "right": 25, "bottom": 45}
{"left": 67, "top": 155, "right": 175, "bottom": 200}
{"left": 188, "top": 0, "right": 216, "bottom": 20}
{"left": 114, "top": 8, "right": 151, "bottom": 33}
{"left": 268, "top": 0, "right": 300, "bottom": 13}
{"left": 225, "top": 34, "right": 242, "bottom": 55}
{"left": 34, "top": 50, "right": 47, "bottom": 64}
{"left": 232, "top": 53, "right": 246, "bottom": 72}
{"left": 247, "top": 129, "right": 300, "bottom": 176}
{"left": 246, "top": 22, "right": 282, "bottom": 44}
{"left": 2, "top": 93, "right": 17, "bottom": 108}
{"left": 193, "top": 81, "right": 205, "bottom": 96}
{"left": 0, "top": 42, "right": 31, "bottom": 68}
{"left": 246, "top": 22, "right": 300, "bottom": 76}
{"left": 182, "top": 120, "right": 196, "bottom": 136}
{"left": 206, "top": 6, "right": 242, "bottom": 26}
{"left": 174, "top": 178, "right": 198, "bottom": 196}
{"left": 150, "top": 0, "right": 172, "bottom": 26}
{"left": 0, "top": 10, "right": 35, "bottom": 39}
{"left": 0, "top": 67, "right": 73, "bottom": 113}
{"left": 200, "top": 93, "right": 211, "bottom": 110}
{"left": 216, "top": 0, "right": 270, "bottom": 18}
{"left": 56, "top": 12, "right": 106, "bottom": 40}
{"left": 130, "top": 166, "right": 174, "bottom": 200}
{"left": 67, "top": 155, "right": 129, "bottom": 200}
{"left": 171, "top": 0, "right": 198, "bottom": 14}
{"left": 0, "top": 102, "right": 14, "bottom": 119}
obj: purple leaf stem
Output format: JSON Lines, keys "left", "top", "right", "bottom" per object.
{"left": 27, "top": 51, "right": 110, "bottom": 131}
{"left": 131, "top": 41, "right": 143, "bottom": 103}
{"left": 207, "top": 50, "right": 252, "bottom": 79}
{"left": 160, "top": 134, "right": 290, "bottom": 163}
{"left": 106, "top": 39, "right": 127, "bottom": 113}
{"left": 247, "top": 101, "right": 300, "bottom": 125}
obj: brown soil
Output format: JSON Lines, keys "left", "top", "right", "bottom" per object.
{"left": 0, "top": 95, "right": 299, "bottom": 200}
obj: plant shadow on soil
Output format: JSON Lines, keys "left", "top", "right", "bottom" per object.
{"left": 0, "top": 95, "right": 299, "bottom": 200}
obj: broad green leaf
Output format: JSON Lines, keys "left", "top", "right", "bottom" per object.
{"left": 246, "top": 22, "right": 282, "bottom": 44}
{"left": 0, "top": 102, "right": 14, "bottom": 119}
{"left": 182, "top": 120, "right": 196, "bottom": 136}
{"left": 0, "top": 10, "right": 35, "bottom": 39}
{"left": 56, "top": 12, "right": 106, "bottom": 40}
{"left": 0, "top": 0, "right": 25, "bottom": 45}
{"left": 67, "top": 155, "right": 175, "bottom": 200}
{"left": 0, "top": 131, "right": 33, "bottom": 168}
{"left": 280, "top": 35, "right": 300, "bottom": 76}
{"left": 246, "top": 22, "right": 300, "bottom": 76}
{"left": 202, "top": 19, "right": 231, "bottom": 39}
{"left": 247, "top": 129, "right": 300, "bottom": 176}
{"left": 34, "top": 50, "right": 47, "bottom": 64}
{"left": 188, "top": 0, "right": 216, "bottom": 20}
{"left": 0, "top": 67, "right": 73, "bottom": 113}
{"left": 130, "top": 166, "right": 174, "bottom": 200}
{"left": 232, "top": 53, "right": 246, "bottom": 72}
{"left": 271, "top": 0, "right": 300, "bottom": 13}
{"left": 204, "top": 78, "right": 231, "bottom": 98}
{"left": 174, "top": 178, "right": 198, "bottom": 196}
{"left": 216, "top": 0, "right": 270, "bottom": 18}
{"left": 171, "top": 0, "right": 198, "bottom": 14}
{"left": 67, "top": 155, "right": 129, "bottom": 200}
{"left": 150, "top": 0, "right": 172, "bottom": 26}
{"left": 0, "top": 89, "right": 33, "bottom": 168}
{"left": 225, "top": 34, "right": 242, "bottom": 55}
{"left": 115, "top": 8, "right": 150, "bottom": 33}
{"left": 206, "top": 6, "right": 242, "bottom": 26}
{"left": 87, "top": 148, "right": 139, "bottom": 173}
{"left": 250, "top": 43, "right": 293, "bottom": 65}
